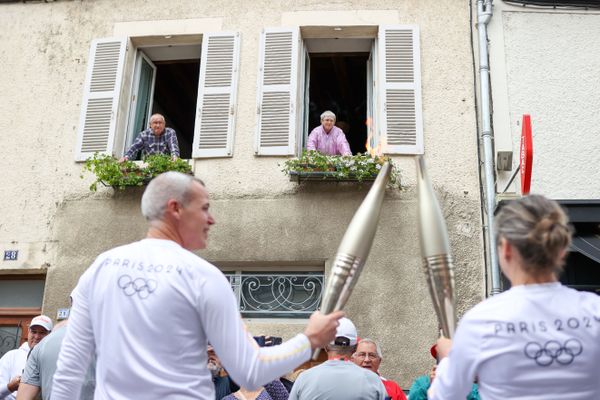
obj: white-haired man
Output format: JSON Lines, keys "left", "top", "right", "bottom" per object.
{"left": 52, "top": 172, "right": 343, "bottom": 400}
{"left": 306, "top": 110, "right": 352, "bottom": 156}
{"left": 119, "top": 113, "right": 180, "bottom": 162}
{"left": 0, "top": 315, "right": 52, "bottom": 400}
{"left": 352, "top": 338, "right": 407, "bottom": 400}
{"left": 289, "top": 318, "right": 386, "bottom": 400}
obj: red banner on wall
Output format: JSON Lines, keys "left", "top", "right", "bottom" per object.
{"left": 520, "top": 114, "right": 533, "bottom": 195}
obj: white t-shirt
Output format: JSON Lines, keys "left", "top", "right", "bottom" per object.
{"left": 430, "top": 282, "right": 600, "bottom": 400}
{"left": 0, "top": 342, "right": 29, "bottom": 400}
{"left": 52, "top": 239, "right": 312, "bottom": 400}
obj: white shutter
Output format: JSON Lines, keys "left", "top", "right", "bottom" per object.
{"left": 192, "top": 32, "right": 241, "bottom": 158}
{"left": 75, "top": 38, "right": 127, "bottom": 161}
{"left": 255, "top": 28, "right": 299, "bottom": 155}
{"left": 378, "top": 26, "right": 423, "bottom": 154}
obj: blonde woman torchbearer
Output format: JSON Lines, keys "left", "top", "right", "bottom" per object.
{"left": 429, "top": 195, "right": 600, "bottom": 400}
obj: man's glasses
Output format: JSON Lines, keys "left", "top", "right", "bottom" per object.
{"left": 353, "top": 352, "right": 380, "bottom": 360}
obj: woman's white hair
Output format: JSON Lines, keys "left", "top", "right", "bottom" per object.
{"left": 141, "top": 172, "right": 204, "bottom": 222}
{"left": 320, "top": 110, "right": 336, "bottom": 122}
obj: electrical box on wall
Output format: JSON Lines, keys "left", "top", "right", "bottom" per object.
{"left": 497, "top": 151, "right": 513, "bottom": 171}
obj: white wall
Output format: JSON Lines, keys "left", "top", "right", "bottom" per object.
{"left": 489, "top": 3, "right": 600, "bottom": 198}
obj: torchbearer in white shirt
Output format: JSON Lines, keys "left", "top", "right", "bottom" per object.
{"left": 429, "top": 194, "right": 600, "bottom": 400}
{"left": 51, "top": 171, "right": 344, "bottom": 400}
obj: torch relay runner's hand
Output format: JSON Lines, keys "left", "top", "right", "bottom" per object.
{"left": 7, "top": 375, "right": 21, "bottom": 392}
{"left": 304, "top": 310, "right": 345, "bottom": 350}
{"left": 435, "top": 336, "right": 452, "bottom": 360}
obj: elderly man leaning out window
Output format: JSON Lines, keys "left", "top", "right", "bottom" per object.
{"left": 119, "top": 113, "right": 180, "bottom": 162}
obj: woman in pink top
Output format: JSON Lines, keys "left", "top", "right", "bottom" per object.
{"left": 306, "top": 111, "right": 352, "bottom": 156}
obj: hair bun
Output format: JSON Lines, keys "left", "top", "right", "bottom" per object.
{"left": 530, "top": 213, "right": 570, "bottom": 257}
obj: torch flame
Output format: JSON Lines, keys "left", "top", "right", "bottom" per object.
{"left": 365, "top": 117, "right": 385, "bottom": 157}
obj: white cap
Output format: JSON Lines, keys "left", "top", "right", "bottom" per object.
{"left": 30, "top": 315, "right": 53, "bottom": 332}
{"left": 331, "top": 317, "right": 357, "bottom": 346}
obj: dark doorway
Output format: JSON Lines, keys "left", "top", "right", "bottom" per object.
{"left": 308, "top": 53, "right": 368, "bottom": 155}
{"left": 152, "top": 60, "right": 200, "bottom": 159}
{"left": 559, "top": 201, "right": 600, "bottom": 295}
{"left": 560, "top": 222, "right": 600, "bottom": 295}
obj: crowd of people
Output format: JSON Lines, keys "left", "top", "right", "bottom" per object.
{"left": 0, "top": 169, "right": 598, "bottom": 399}
{"left": 1, "top": 312, "right": 473, "bottom": 400}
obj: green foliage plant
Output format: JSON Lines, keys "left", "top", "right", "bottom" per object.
{"left": 144, "top": 154, "right": 193, "bottom": 176}
{"left": 82, "top": 153, "right": 192, "bottom": 191}
{"left": 281, "top": 150, "right": 400, "bottom": 187}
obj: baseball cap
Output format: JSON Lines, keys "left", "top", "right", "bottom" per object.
{"left": 331, "top": 317, "right": 357, "bottom": 346}
{"left": 30, "top": 315, "right": 53, "bottom": 332}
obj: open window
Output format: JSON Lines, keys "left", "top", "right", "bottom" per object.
{"left": 304, "top": 38, "right": 371, "bottom": 154}
{"left": 255, "top": 25, "right": 423, "bottom": 156}
{"left": 125, "top": 45, "right": 200, "bottom": 159}
{"left": 75, "top": 33, "right": 240, "bottom": 161}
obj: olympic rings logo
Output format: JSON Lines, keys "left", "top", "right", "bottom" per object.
{"left": 118, "top": 275, "right": 157, "bottom": 299}
{"left": 524, "top": 339, "right": 583, "bottom": 366}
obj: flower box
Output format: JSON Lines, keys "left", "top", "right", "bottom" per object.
{"left": 82, "top": 154, "right": 193, "bottom": 191}
{"left": 287, "top": 170, "right": 378, "bottom": 182}
{"left": 282, "top": 151, "right": 400, "bottom": 186}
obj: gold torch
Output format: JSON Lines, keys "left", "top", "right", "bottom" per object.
{"left": 314, "top": 162, "right": 391, "bottom": 359}
{"left": 415, "top": 156, "right": 456, "bottom": 338}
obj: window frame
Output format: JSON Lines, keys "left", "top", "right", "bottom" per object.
{"left": 123, "top": 50, "right": 157, "bottom": 154}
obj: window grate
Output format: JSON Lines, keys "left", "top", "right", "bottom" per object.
{"left": 224, "top": 272, "right": 324, "bottom": 318}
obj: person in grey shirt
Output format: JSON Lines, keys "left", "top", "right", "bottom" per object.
{"left": 289, "top": 318, "right": 386, "bottom": 400}
{"left": 16, "top": 320, "right": 95, "bottom": 400}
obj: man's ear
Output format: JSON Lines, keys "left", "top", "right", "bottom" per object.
{"left": 165, "top": 198, "right": 181, "bottom": 218}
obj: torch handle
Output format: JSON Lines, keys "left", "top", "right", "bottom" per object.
{"left": 312, "top": 253, "right": 357, "bottom": 360}
{"left": 423, "top": 254, "right": 456, "bottom": 338}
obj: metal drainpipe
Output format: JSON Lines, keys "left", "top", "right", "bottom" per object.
{"left": 477, "top": 0, "right": 501, "bottom": 295}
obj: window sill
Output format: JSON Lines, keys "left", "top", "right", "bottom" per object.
{"left": 288, "top": 171, "right": 377, "bottom": 183}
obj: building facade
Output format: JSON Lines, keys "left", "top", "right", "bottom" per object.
{"left": 0, "top": 0, "right": 484, "bottom": 386}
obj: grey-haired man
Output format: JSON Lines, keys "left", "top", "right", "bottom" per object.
{"left": 289, "top": 318, "right": 386, "bottom": 400}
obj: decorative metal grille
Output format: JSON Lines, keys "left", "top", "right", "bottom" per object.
{"left": 225, "top": 272, "right": 323, "bottom": 318}
{"left": 0, "top": 326, "right": 20, "bottom": 359}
